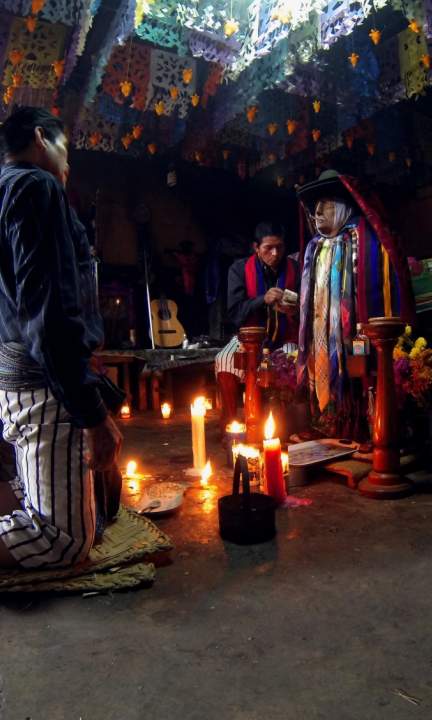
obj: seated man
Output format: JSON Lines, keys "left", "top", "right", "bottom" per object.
{"left": 215, "top": 221, "right": 300, "bottom": 431}
{"left": 296, "top": 170, "right": 415, "bottom": 438}
{"left": 0, "top": 107, "right": 122, "bottom": 569}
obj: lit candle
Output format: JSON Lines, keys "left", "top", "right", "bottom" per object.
{"left": 126, "top": 460, "right": 138, "bottom": 477}
{"left": 191, "top": 396, "right": 206, "bottom": 471}
{"left": 263, "top": 412, "right": 287, "bottom": 504}
{"left": 225, "top": 420, "right": 247, "bottom": 467}
{"left": 161, "top": 402, "right": 172, "bottom": 419}
{"left": 201, "top": 460, "right": 212, "bottom": 487}
{"left": 195, "top": 396, "right": 207, "bottom": 415}
{"left": 232, "top": 443, "right": 261, "bottom": 486}
{"left": 120, "top": 403, "right": 131, "bottom": 419}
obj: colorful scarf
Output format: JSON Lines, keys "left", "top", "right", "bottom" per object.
{"left": 245, "top": 255, "right": 298, "bottom": 346}
{"left": 297, "top": 220, "right": 401, "bottom": 412}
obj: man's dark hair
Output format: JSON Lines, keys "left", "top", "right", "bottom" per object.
{"left": 254, "top": 221, "right": 285, "bottom": 245}
{"left": 0, "top": 106, "right": 64, "bottom": 155}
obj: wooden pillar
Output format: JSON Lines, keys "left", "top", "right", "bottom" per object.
{"left": 238, "top": 326, "right": 266, "bottom": 443}
{"left": 359, "top": 317, "right": 413, "bottom": 499}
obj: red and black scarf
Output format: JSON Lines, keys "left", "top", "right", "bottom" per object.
{"left": 244, "top": 255, "right": 298, "bottom": 347}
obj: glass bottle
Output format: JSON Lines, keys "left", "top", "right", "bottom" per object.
{"left": 257, "top": 348, "right": 272, "bottom": 388}
{"left": 352, "top": 323, "right": 370, "bottom": 356}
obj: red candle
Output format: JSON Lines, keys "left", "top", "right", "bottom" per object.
{"left": 263, "top": 412, "right": 287, "bottom": 505}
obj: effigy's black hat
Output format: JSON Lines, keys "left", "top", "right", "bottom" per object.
{"left": 296, "top": 169, "right": 355, "bottom": 214}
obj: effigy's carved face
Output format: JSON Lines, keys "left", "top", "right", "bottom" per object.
{"left": 314, "top": 198, "right": 338, "bottom": 237}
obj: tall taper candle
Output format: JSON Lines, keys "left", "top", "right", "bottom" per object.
{"left": 191, "top": 397, "right": 206, "bottom": 471}
{"left": 263, "top": 411, "right": 287, "bottom": 505}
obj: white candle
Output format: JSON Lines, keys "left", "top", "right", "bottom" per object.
{"left": 191, "top": 397, "right": 206, "bottom": 471}
{"left": 161, "top": 402, "right": 172, "bottom": 419}
{"left": 120, "top": 403, "right": 131, "bottom": 419}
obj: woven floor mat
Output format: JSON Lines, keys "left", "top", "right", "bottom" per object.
{"left": 0, "top": 505, "right": 172, "bottom": 594}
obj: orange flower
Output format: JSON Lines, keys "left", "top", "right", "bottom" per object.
{"left": 191, "top": 93, "right": 200, "bottom": 107}
{"left": 267, "top": 122, "right": 278, "bottom": 136}
{"left": 348, "top": 52, "right": 360, "bottom": 67}
{"left": 246, "top": 105, "right": 258, "bottom": 123}
{"left": 121, "top": 134, "right": 133, "bottom": 150}
{"left": 89, "top": 132, "right": 102, "bottom": 147}
{"left": 312, "top": 99, "right": 321, "bottom": 113}
{"left": 8, "top": 50, "right": 24, "bottom": 67}
{"left": 132, "top": 125, "right": 143, "bottom": 140}
{"left": 182, "top": 68, "right": 193, "bottom": 84}
{"left": 369, "top": 28, "right": 381, "bottom": 45}
{"left": 31, "top": 0, "right": 45, "bottom": 13}
{"left": 311, "top": 128, "right": 321, "bottom": 142}
{"left": 3, "top": 86, "right": 14, "bottom": 105}
{"left": 408, "top": 19, "right": 420, "bottom": 33}
{"left": 119, "top": 80, "right": 133, "bottom": 97}
{"left": 52, "top": 60, "right": 65, "bottom": 79}
{"left": 147, "top": 143, "right": 157, "bottom": 155}
{"left": 286, "top": 118, "right": 297, "bottom": 135}
{"left": 25, "top": 16, "right": 37, "bottom": 33}
{"left": 169, "top": 86, "right": 179, "bottom": 100}
{"left": 421, "top": 54, "right": 431, "bottom": 69}
{"left": 154, "top": 100, "right": 165, "bottom": 116}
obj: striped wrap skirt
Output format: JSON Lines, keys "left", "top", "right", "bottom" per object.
{"left": 0, "top": 387, "right": 95, "bottom": 569}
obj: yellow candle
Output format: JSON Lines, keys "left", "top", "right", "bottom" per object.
{"left": 191, "top": 397, "right": 206, "bottom": 471}
{"left": 161, "top": 402, "right": 172, "bottom": 419}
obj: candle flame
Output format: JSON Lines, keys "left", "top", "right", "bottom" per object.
{"left": 161, "top": 402, "right": 172, "bottom": 419}
{"left": 264, "top": 411, "right": 276, "bottom": 440}
{"left": 191, "top": 396, "right": 206, "bottom": 416}
{"left": 126, "top": 460, "right": 137, "bottom": 477}
{"left": 120, "top": 404, "right": 131, "bottom": 418}
{"left": 234, "top": 443, "right": 260, "bottom": 460}
{"left": 226, "top": 420, "right": 246, "bottom": 434}
{"left": 201, "top": 460, "right": 212, "bottom": 487}
{"left": 281, "top": 452, "right": 289, "bottom": 473}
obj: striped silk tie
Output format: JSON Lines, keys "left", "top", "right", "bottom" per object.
{"left": 313, "top": 240, "right": 333, "bottom": 411}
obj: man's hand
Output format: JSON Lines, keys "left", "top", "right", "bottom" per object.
{"left": 264, "top": 288, "right": 284, "bottom": 306}
{"left": 85, "top": 415, "right": 123, "bottom": 471}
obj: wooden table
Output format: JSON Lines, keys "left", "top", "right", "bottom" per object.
{"left": 97, "top": 348, "right": 220, "bottom": 411}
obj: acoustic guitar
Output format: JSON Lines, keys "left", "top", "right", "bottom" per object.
{"left": 151, "top": 297, "right": 185, "bottom": 348}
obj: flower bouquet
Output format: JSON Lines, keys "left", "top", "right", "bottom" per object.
{"left": 393, "top": 326, "right": 432, "bottom": 408}
{"left": 393, "top": 325, "right": 432, "bottom": 456}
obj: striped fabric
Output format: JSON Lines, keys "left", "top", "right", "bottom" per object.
{"left": 215, "top": 336, "right": 297, "bottom": 380}
{"left": 0, "top": 387, "right": 95, "bottom": 569}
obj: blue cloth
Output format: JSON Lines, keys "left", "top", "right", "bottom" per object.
{"left": 0, "top": 162, "right": 107, "bottom": 428}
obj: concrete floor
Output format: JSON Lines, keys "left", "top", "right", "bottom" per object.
{"left": 1, "top": 410, "right": 432, "bottom": 720}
